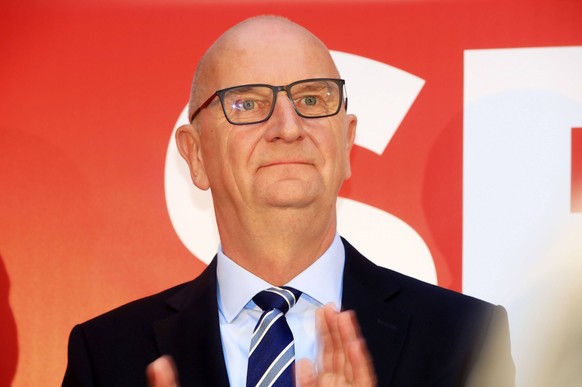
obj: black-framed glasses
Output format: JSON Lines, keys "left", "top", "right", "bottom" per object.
{"left": 189, "top": 78, "right": 346, "bottom": 125}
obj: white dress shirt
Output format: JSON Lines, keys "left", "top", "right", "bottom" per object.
{"left": 216, "top": 233, "right": 345, "bottom": 387}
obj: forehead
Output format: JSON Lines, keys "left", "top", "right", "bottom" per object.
{"left": 205, "top": 20, "right": 339, "bottom": 90}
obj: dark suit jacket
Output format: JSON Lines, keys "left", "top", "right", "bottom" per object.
{"left": 63, "top": 238, "right": 514, "bottom": 386}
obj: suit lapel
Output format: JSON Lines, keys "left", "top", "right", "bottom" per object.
{"left": 341, "top": 238, "right": 411, "bottom": 386}
{"left": 153, "top": 259, "right": 230, "bottom": 387}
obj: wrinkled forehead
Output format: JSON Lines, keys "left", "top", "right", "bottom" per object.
{"left": 196, "top": 18, "right": 339, "bottom": 98}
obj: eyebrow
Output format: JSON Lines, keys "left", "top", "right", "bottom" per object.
{"left": 292, "top": 83, "right": 332, "bottom": 92}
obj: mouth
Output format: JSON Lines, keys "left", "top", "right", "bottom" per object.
{"left": 259, "top": 160, "right": 313, "bottom": 169}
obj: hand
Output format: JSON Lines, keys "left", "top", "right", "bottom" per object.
{"left": 146, "top": 355, "right": 179, "bottom": 387}
{"left": 297, "top": 305, "right": 376, "bottom": 387}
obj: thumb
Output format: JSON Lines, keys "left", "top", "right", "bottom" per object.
{"left": 146, "top": 355, "right": 179, "bottom": 387}
{"left": 296, "top": 358, "right": 317, "bottom": 387}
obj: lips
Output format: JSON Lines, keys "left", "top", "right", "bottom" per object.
{"left": 258, "top": 160, "right": 314, "bottom": 171}
{"left": 264, "top": 160, "right": 311, "bottom": 166}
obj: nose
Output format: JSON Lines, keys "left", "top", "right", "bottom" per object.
{"left": 263, "top": 91, "right": 304, "bottom": 143}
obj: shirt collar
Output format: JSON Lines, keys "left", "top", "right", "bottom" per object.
{"left": 216, "top": 234, "right": 345, "bottom": 323}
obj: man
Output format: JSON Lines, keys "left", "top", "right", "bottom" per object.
{"left": 63, "top": 16, "right": 514, "bottom": 387}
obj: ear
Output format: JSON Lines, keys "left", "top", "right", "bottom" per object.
{"left": 175, "top": 124, "right": 210, "bottom": 190}
{"left": 344, "top": 113, "right": 357, "bottom": 179}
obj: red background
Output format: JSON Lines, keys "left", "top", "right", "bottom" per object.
{"left": 1, "top": 0, "right": 581, "bottom": 385}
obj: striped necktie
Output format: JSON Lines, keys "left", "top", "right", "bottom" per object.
{"left": 246, "top": 286, "right": 302, "bottom": 387}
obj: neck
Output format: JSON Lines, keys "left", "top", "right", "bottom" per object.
{"left": 217, "top": 205, "right": 337, "bottom": 285}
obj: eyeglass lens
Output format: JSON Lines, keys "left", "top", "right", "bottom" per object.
{"left": 221, "top": 79, "right": 342, "bottom": 124}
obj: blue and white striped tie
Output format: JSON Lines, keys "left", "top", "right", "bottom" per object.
{"left": 246, "top": 286, "right": 302, "bottom": 387}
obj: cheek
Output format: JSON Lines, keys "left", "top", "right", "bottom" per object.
{"left": 311, "top": 127, "right": 349, "bottom": 165}
{"left": 228, "top": 124, "right": 265, "bottom": 156}
{"left": 199, "top": 129, "right": 230, "bottom": 182}
{"left": 222, "top": 130, "right": 263, "bottom": 183}
{"left": 322, "top": 133, "right": 352, "bottom": 183}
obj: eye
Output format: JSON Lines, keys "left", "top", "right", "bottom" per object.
{"left": 301, "top": 95, "right": 318, "bottom": 106}
{"left": 235, "top": 99, "right": 256, "bottom": 111}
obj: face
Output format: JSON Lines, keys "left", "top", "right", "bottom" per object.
{"left": 178, "top": 19, "right": 357, "bottom": 225}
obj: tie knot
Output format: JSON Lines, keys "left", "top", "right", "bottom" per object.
{"left": 253, "top": 286, "right": 301, "bottom": 315}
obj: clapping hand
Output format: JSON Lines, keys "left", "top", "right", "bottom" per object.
{"left": 297, "top": 305, "right": 377, "bottom": 387}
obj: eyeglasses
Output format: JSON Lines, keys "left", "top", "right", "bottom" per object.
{"left": 189, "top": 78, "right": 346, "bottom": 125}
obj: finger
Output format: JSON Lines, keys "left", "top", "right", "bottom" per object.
{"left": 146, "top": 356, "right": 179, "bottom": 387}
{"left": 347, "top": 339, "right": 376, "bottom": 386}
{"left": 338, "top": 310, "right": 359, "bottom": 344}
{"left": 317, "top": 306, "right": 334, "bottom": 373}
{"left": 337, "top": 311, "right": 358, "bottom": 381}
{"left": 323, "top": 305, "right": 346, "bottom": 375}
{"left": 296, "top": 358, "right": 317, "bottom": 387}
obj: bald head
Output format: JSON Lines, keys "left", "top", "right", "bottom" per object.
{"left": 188, "top": 16, "right": 339, "bottom": 118}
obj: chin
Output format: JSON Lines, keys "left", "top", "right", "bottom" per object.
{"left": 264, "top": 195, "right": 315, "bottom": 209}
{"left": 259, "top": 180, "right": 321, "bottom": 207}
